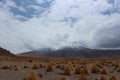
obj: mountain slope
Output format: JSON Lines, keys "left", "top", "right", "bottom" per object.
{"left": 44, "top": 48, "right": 120, "bottom": 58}
{"left": 0, "top": 47, "right": 14, "bottom": 56}
{"left": 19, "top": 47, "right": 120, "bottom": 58}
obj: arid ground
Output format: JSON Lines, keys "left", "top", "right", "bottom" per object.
{"left": 0, "top": 57, "right": 120, "bottom": 80}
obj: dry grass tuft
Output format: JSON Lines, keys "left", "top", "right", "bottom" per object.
{"left": 110, "top": 74, "right": 118, "bottom": 80}
{"left": 1, "top": 64, "right": 10, "bottom": 69}
{"left": 24, "top": 70, "right": 39, "bottom": 80}
{"left": 59, "top": 76, "right": 68, "bottom": 80}
{"left": 74, "top": 66, "right": 81, "bottom": 74}
{"left": 77, "top": 75, "right": 87, "bottom": 80}
{"left": 99, "top": 76, "right": 109, "bottom": 80}
{"left": 46, "top": 63, "right": 54, "bottom": 72}
{"left": 64, "top": 64, "right": 72, "bottom": 75}
{"left": 100, "top": 67, "right": 108, "bottom": 75}
{"left": 82, "top": 66, "right": 89, "bottom": 75}
{"left": 116, "top": 66, "right": 120, "bottom": 72}
{"left": 90, "top": 64, "right": 100, "bottom": 74}
{"left": 14, "top": 65, "right": 20, "bottom": 71}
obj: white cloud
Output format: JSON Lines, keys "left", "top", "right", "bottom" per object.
{"left": 1, "top": 0, "right": 17, "bottom": 10}
{"left": 18, "top": 6, "right": 27, "bottom": 12}
{"left": 35, "top": 0, "right": 45, "bottom": 4}
{"left": 0, "top": 0, "right": 120, "bottom": 53}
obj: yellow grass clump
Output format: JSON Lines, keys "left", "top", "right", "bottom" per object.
{"left": 90, "top": 64, "right": 100, "bottom": 74}
{"left": 59, "top": 76, "right": 68, "bottom": 80}
{"left": 116, "top": 66, "right": 120, "bottom": 72}
{"left": 14, "top": 65, "right": 20, "bottom": 71}
{"left": 24, "top": 70, "right": 39, "bottom": 80}
{"left": 99, "top": 76, "right": 109, "bottom": 80}
{"left": 82, "top": 66, "right": 89, "bottom": 75}
{"left": 1, "top": 64, "right": 10, "bottom": 69}
{"left": 64, "top": 64, "right": 72, "bottom": 75}
{"left": 77, "top": 75, "right": 87, "bottom": 80}
{"left": 46, "top": 63, "right": 54, "bottom": 72}
{"left": 110, "top": 74, "right": 118, "bottom": 80}
{"left": 74, "top": 66, "right": 81, "bottom": 74}
{"left": 100, "top": 67, "right": 108, "bottom": 75}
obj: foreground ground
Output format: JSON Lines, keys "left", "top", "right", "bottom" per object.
{"left": 0, "top": 57, "right": 120, "bottom": 80}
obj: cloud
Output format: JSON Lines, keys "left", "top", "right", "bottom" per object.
{"left": 93, "top": 15, "right": 120, "bottom": 48}
{"left": 18, "top": 6, "right": 27, "bottom": 12}
{"left": 3, "top": 0, "right": 17, "bottom": 9}
{"left": 0, "top": 0, "right": 120, "bottom": 53}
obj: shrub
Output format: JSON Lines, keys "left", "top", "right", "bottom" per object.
{"left": 59, "top": 76, "right": 68, "bottom": 80}
{"left": 24, "top": 70, "right": 39, "bottom": 80}
{"left": 116, "top": 66, "right": 120, "bottom": 72}
{"left": 46, "top": 63, "right": 54, "bottom": 72}
{"left": 82, "top": 66, "right": 89, "bottom": 75}
{"left": 14, "top": 65, "right": 20, "bottom": 71}
{"left": 60, "top": 64, "right": 64, "bottom": 70}
{"left": 100, "top": 76, "right": 109, "bottom": 80}
{"left": 1, "top": 64, "right": 10, "bottom": 69}
{"left": 77, "top": 75, "right": 87, "bottom": 80}
{"left": 74, "top": 66, "right": 81, "bottom": 74}
{"left": 90, "top": 64, "right": 100, "bottom": 74}
{"left": 114, "top": 64, "right": 119, "bottom": 70}
{"left": 64, "top": 64, "right": 72, "bottom": 75}
{"left": 100, "top": 67, "right": 108, "bottom": 75}
{"left": 110, "top": 74, "right": 118, "bottom": 80}
{"left": 68, "top": 62, "right": 73, "bottom": 70}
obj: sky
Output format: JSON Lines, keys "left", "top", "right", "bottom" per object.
{"left": 0, "top": 0, "right": 120, "bottom": 54}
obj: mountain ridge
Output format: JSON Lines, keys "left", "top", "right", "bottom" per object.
{"left": 0, "top": 47, "right": 14, "bottom": 57}
{"left": 18, "top": 47, "right": 120, "bottom": 58}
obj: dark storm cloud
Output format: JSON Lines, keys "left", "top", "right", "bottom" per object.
{"left": 94, "top": 26, "right": 120, "bottom": 48}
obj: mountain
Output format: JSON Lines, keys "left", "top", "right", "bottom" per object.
{"left": 18, "top": 48, "right": 53, "bottom": 57}
{"left": 0, "top": 47, "right": 14, "bottom": 56}
{"left": 19, "top": 47, "right": 120, "bottom": 58}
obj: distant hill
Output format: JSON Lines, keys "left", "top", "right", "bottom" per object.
{"left": 0, "top": 47, "right": 14, "bottom": 56}
{"left": 19, "top": 47, "right": 120, "bottom": 58}
{"left": 18, "top": 48, "right": 52, "bottom": 57}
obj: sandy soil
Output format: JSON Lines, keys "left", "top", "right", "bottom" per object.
{"left": 0, "top": 60, "right": 119, "bottom": 80}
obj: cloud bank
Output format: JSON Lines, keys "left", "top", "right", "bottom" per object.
{"left": 0, "top": 0, "right": 120, "bottom": 53}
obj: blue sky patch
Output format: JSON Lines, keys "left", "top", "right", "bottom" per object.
{"left": 10, "top": 0, "right": 55, "bottom": 20}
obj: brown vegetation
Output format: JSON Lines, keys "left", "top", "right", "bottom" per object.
{"left": 1, "top": 64, "right": 10, "bottom": 69}
{"left": 14, "top": 65, "right": 20, "bottom": 71}
{"left": 100, "top": 67, "right": 108, "bottom": 75}
{"left": 77, "top": 75, "right": 87, "bottom": 80}
{"left": 0, "top": 56, "right": 119, "bottom": 80}
{"left": 59, "top": 76, "right": 68, "bottom": 80}
{"left": 110, "top": 74, "right": 118, "bottom": 80}
{"left": 24, "top": 70, "right": 39, "bottom": 80}
{"left": 90, "top": 63, "right": 100, "bottom": 74}
{"left": 46, "top": 63, "right": 54, "bottom": 72}
{"left": 99, "top": 76, "right": 109, "bottom": 80}
{"left": 64, "top": 64, "right": 72, "bottom": 75}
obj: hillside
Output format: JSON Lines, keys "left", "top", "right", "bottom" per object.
{"left": 19, "top": 47, "right": 120, "bottom": 58}
{"left": 0, "top": 47, "right": 14, "bottom": 56}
